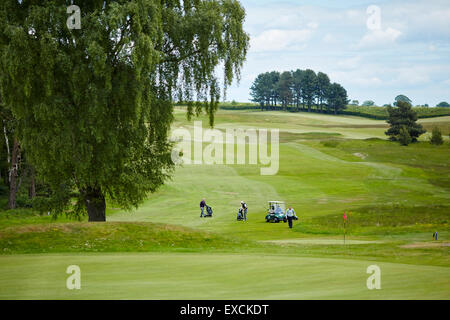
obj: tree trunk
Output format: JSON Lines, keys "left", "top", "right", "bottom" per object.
{"left": 8, "top": 138, "right": 20, "bottom": 209}
{"left": 84, "top": 188, "right": 106, "bottom": 222}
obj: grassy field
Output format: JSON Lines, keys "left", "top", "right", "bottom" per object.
{"left": 0, "top": 109, "right": 449, "bottom": 299}
{"left": 1, "top": 253, "right": 448, "bottom": 300}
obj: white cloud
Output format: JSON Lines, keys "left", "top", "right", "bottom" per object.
{"left": 227, "top": 0, "right": 450, "bottom": 106}
{"left": 358, "top": 27, "right": 402, "bottom": 49}
{"left": 337, "top": 56, "right": 362, "bottom": 70}
{"left": 250, "top": 29, "right": 313, "bottom": 52}
{"left": 307, "top": 22, "right": 319, "bottom": 29}
{"left": 322, "top": 33, "right": 336, "bottom": 44}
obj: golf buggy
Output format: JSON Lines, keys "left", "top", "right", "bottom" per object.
{"left": 265, "top": 201, "right": 287, "bottom": 223}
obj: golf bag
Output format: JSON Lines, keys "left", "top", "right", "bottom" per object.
{"left": 204, "top": 205, "right": 213, "bottom": 218}
{"left": 237, "top": 208, "right": 244, "bottom": 221}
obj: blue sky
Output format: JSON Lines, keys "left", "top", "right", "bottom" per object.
{"left": 226, "top": 0, "right": 450, "bottom": 106}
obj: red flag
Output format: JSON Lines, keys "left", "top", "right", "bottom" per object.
{"left": 344, "top": 212, "right": 348, "bottom": 220}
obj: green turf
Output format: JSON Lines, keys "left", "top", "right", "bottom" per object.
{"left": 0, "top": 253, "right": 448, "bottom": 300}
{"left": 0, "top": 109, "right": 449, "bottom": 299}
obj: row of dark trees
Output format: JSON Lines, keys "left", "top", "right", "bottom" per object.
{"left": 250, "top": 69, "right": 349, "bottom": 114}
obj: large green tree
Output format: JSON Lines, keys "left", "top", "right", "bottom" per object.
{"left": 316, "top": 72, "right": 330, "bottom": 113}
{"left": 250, "top": 72, "right": 275, "bottom": 109}
{"left": 385, "top": 101, "right": 426, "bottom": 142}
{"left": 277, "top": 71, "right": 293, "bottom": 110}
{"left": 395, "top": 95, "right": 412, "bottom": 106}
{"left": 301, "top": 69, "right": 317, "bottom": 112}
{"left": 291, "top": 69, "right": 304, "bottom": 111}
{"left": 326, "top": 83, "right": 348, "bottom": 115}
{"left": 250, "top": 73, "right": 267, "bottom": 108}
{"left": 0, "top": 0, "right": 249, "bottom": 221}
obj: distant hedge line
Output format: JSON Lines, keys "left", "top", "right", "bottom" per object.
{"left": 218, "top": 104, "right": 450, "bottom": 120}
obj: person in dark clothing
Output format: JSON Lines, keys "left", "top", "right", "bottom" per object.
{"left": 200, "top": 199, "right": 206, "bottom": 218}
{"left": 241, "top": 201, "right": 248, "bottom": 221}
{"left": 286, "top": 206, "right": 298, "bottom": 229}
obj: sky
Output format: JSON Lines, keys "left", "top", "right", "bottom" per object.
{"left": 225, "top": 0, "right": 450, "bottom": 106}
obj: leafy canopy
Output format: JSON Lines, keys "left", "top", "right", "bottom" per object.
{"left": 437, "top": 101, "right": 450, "bottom": 108}
{"left": 0, "top": 0, "right": 249, "bottom": 217}
{"left": 385, "top": 101, "right": 426, "bottom": 143}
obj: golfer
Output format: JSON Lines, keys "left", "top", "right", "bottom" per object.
{"left": 241, "top": 201, "right": 248, "bottom": 221}
{"left": 200, "top": 199, "right": 206, "bottom": 218}
{"left": 286, "top": 206, "right": 298, "bottom": 229}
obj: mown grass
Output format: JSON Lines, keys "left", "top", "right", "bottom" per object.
{"left": 297, "top": 204, "right": 449, "bottom": 236}
{"left": 0, "top": 220, "right": 449, "bottom": 268}
{"left": 0, "top": 222, "right": 250, "bottom": 254}
{"left": 0, "top": 109, "right": 449, "bottom": 299}
{"left": 1, "top": 252, "right": 449, "bottom": 300}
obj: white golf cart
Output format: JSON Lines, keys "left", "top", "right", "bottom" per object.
{"left": 265, "top": 201, "right": 287, "bottom": 223}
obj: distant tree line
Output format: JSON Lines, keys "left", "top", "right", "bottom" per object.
{"left": 250, "top": 69, "right": 349, "bottom": 115}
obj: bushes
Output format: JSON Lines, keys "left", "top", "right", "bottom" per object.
{"left": 321, "top": 140, "right": 340, "bottom": 148}
{"left": 430, "top": 127, "right": 444, "bottom": 146}
{"left": 398, "top": 126, "right": 412, "bottom": 146}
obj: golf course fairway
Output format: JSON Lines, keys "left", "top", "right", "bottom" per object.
{"left": 1, "top": 109, "right": 449, "bottom": 300}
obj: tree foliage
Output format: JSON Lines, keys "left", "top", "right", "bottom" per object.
{"left": 437, "top": 101, "right": 450, "bottom": 108}
{"left": 395, "top": 95, "right": 412, "bottom": 106}
{"left": 327, "top": 83, "right": 348, "bottom": 115}
{"left": 0, "top": 0, "right": 249, "bottom": 220}
{"left": 250, "top": 71, "right": 279, "bottom": 108}
{"left": 362, "top": 100, "right": 375, "bottom": 107}
{"left": 250, "top": 69, "right": 347, "bottom": 114}
{"left": 430, "top": 127, "right": 443, "bottom": 146}
{"left": 385, "top": 101, "right": 426, "bottom": 143}
{"left": 277, "top": 71, "right": 293, "bottom": 109}
{"left": 398, "top": 126, "right": 412, "bottom": 146}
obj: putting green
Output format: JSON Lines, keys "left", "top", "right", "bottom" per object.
{"left": 0, "top": 253, "right": 448, "bottom": 300}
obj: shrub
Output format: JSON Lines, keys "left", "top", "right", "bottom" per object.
{"left": 398, "top": 126, "right": 412, "bottom": 146}
{"left": 321, "top": 140, "right": 340, "bottom": 148}
{"left": 430, "top": 127, "right": 444, "bottom": 145}
{"left": 385, "top": 101, "right": 426, "bottom": 142}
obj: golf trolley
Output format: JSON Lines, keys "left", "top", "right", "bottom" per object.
{"left": 237, "top": 208, "right": 244, "bottom": 221}
{"left": 203, "top": 205, "right": 213, "bottom": 218}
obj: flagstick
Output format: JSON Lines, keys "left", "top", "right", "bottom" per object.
{"left": 344, "top": 220, "right": 346, "bottom": 245}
